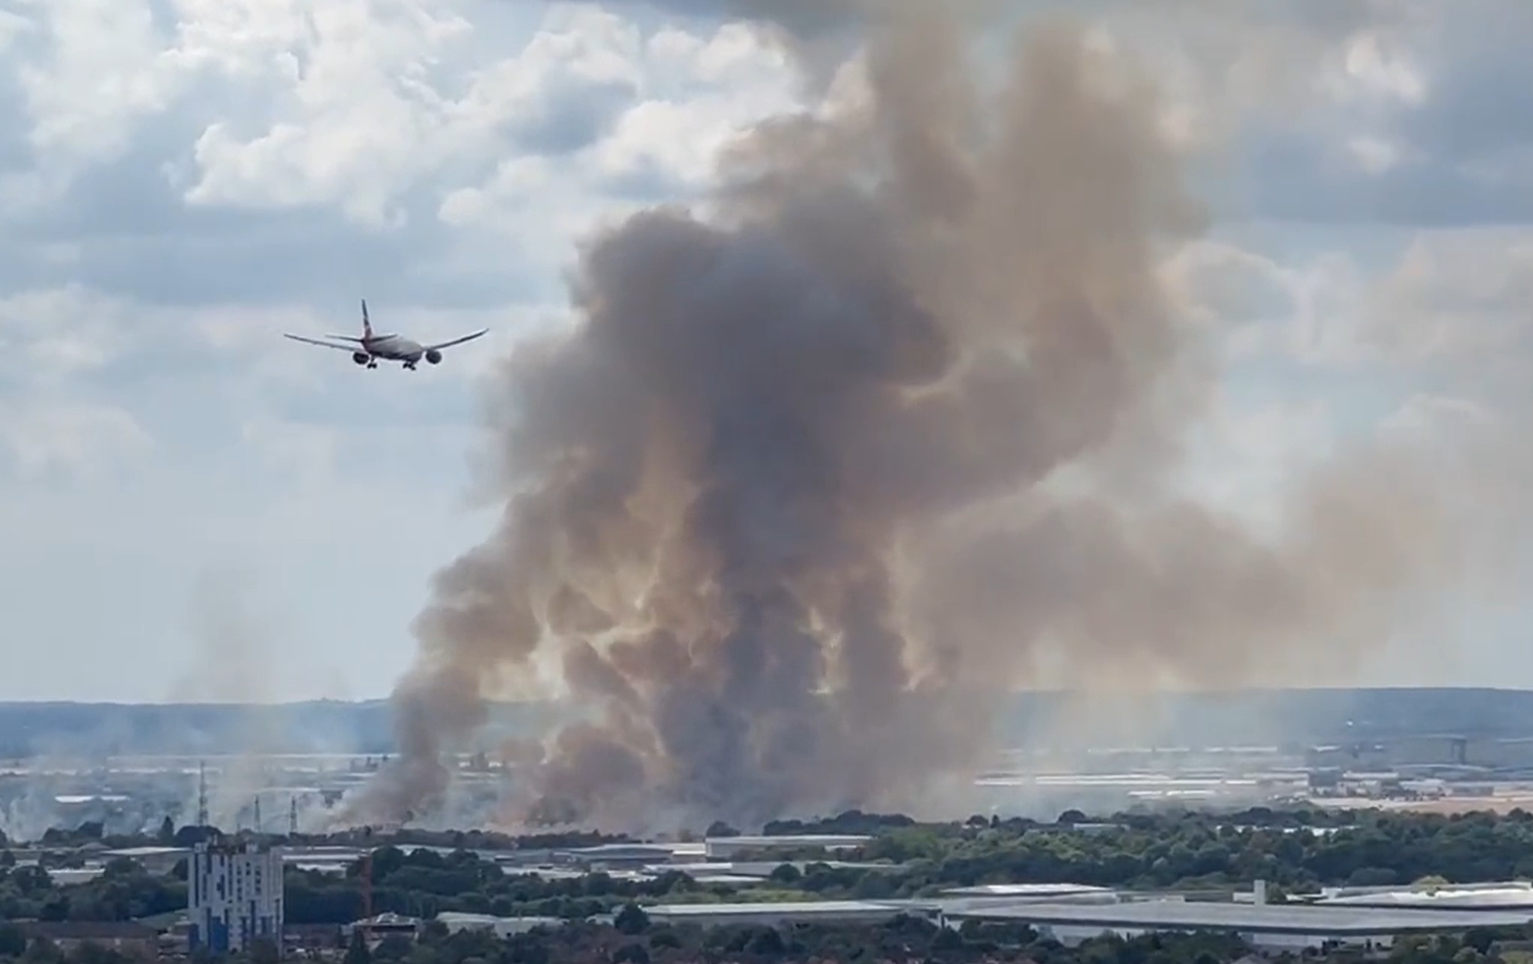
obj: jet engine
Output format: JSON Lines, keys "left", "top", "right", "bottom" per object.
{"left": 425, "top": 349, "right": 443, "bottom": 365}
{"left": 352, "top": 352, "right": 369, "bottom": 365}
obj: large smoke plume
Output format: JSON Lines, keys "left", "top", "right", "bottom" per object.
{"left": 348, "top": 7, "right": 1532, "bottom": 831}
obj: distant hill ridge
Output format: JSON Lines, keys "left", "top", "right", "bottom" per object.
{"left": 2, "top": 688, "right": 1532, "bottom": 758}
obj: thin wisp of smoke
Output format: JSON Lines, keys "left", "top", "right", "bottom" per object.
{"left": 342, "top": 8, "right": 1531, "bottom": 832}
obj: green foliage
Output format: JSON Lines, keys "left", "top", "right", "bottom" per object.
{"left": 819, "top": 806, "right": 1533, "bottom": 894}
{"left": 0, "top": 923, "right": 25, "bottom": 957}
{"left": 345, "top": 929, "right": 373, "bottom": 964}
{"left": 17, "top": 804, "right": 1533, "bottom": 964}
{"left": 0, "top": 857, "right": 184, "bottom": 923}
{"left": 612, "top": 942, "right": 649, "bottom": 964}
{"left": 287, "top": 850, "right": 708, "bottom": 925}
{"left": 613, "top": 903, "right": 649, "bottom": 936}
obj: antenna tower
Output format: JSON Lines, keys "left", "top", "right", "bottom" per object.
{"left": 196, "top": 761, "right": 209, "bottom": 826}
{"left": 289, "top": 796, "right": 298, "bottom": 836}
{"left": 361, "top": 848, "right": 374, "bottom": 920}
{"left": 253, "top": 795, "right": 261, "bottom": 833}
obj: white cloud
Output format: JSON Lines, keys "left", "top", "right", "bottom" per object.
{"left": 17, "top": 0, "right": 184, "bottom": 161}
{"left": 0, "top": 401, "right": 152, "bottom": 478}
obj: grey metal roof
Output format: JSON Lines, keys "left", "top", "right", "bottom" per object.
{"left": 945, "top": 901, "right": 1533, "bottom": 935}
{"left": 647, "top": 901, "right": 904, "bottom": 917}
{"left": 1316, "top": 888, "right": 1533, "bottom": 910}
{"left": 941, "top": 883, "right": 1114, "bottom": 897}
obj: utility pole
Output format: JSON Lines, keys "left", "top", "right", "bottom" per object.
{"left": 360, "top": 849, "right": 373, "bottom": 920}
{"left": 196, "top": 761, "right": 209, "bottom": 827}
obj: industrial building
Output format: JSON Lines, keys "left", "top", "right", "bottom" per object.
{"left": 939, "top": 883, "right": 1118, "bottom": 903}
{"left": 104, "top": 845, "right": 189, "bottom": 875}
{"left": 701, "top": 834, "right": 873, "bottom": 860}
{"left": 1313, "top": 883, "right": 1533, "bottom": 912}
{"left": 939, "top": 900, "right": 1533, "bottom": 951}
{"left": 552, "top": 843, "right": 678, "bottom": 870}
{"left": 644, "top": 900, "right": 928, "bottom": 928}
{"left": 640, "top": 890, "right": 1533, "bottom": 952}
{"left": 17, "top": 922, "right": 160, "bottom": 959}
{"left": 188, "top": 840, "right": 284, "bottom": 954}
{"left": 436, "top": 912, "right": 563, "bottom": 937}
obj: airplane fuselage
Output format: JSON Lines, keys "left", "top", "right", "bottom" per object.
{"left": 362, "top": 334, "right": 424, "bottom": 362}
{"left": 351, "top": 334, "right": 448, "bottom": 370}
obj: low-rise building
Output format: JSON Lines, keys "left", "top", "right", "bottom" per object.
{"left": 644, "top": 900, "right": 927, "bottom": 928}
{"left": 345, "top": 913, "right": 423, "bottom": 945}
{"left": 435, "top": 913, "right": 562, "bottom": 937}
{"left": 940, "top": 899, "right": 1533, "bottom": 951}
{"left": 104, "top": 846, "right": 189, "bottom": 876}
{"left": 702, "top": 834, "right": 872, "bottom": 860}
{"left": 20, "top": 922, "right": 160, "bottom": 960}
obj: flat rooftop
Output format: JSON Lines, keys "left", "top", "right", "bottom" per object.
{"left": 707, "top": 835, "right": 872, "bottom": 847}
{"left": 646, "top": 901, "right": 905, "bottom": 919}
{"left": 948, "top": 901, "right": 1533, "bottom": 935}
{"left": 1316, "top": 888, "right": 1533, "bottom": 910}
{"left": 942, "top": 884, "right": 1115, "bottom": 898}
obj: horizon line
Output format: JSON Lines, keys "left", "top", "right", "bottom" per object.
{"left": 3, "top": 684, "right": 1532, "bottom": 708}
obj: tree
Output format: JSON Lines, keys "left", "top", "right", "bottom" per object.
{"left": 932, "top": 927, "right": 966, "bottom": 952}
{"left": 158, "top": 817, "right": 176, "bottom": 844}
{"left": 38, "top": 896, "right": 69, "bottom": 922}
{"left": 102, "top": 858, "right": 139, "bottom": 880}
{"left": 344, "top": 930, "right": 372, "bottom": 964}
{"left": 249, "top": 938, "right": 280, "bottom": 964}
{"left": 0, "top": 923, "right": 25, "bottom": 957}
{"left": 769, "top": 863, "right": 802, "bottom": 885}
{"left": 613, "top": 903, "right": 650, "bottom": 936}
{"left": 613, "top": 944, "right": 650, "bottom": 964}
{"left": 745, "top": 928, "right": 786, "bottom": 956}
{"left": 374, "top": 935, "right": 414, "bottom": 960}
{"left": 649, "top": 929, "right": 683, "bottom": 950}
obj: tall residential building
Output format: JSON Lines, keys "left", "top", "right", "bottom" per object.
{"left": 188, "top": 840, "right": 284, "bottom": 954}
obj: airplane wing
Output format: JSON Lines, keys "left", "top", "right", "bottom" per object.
{"left": 424, "top": 329, "right": 489, "bottom": 352}
{"left": 284, "top": 333, "right": 361, "bottom": 352}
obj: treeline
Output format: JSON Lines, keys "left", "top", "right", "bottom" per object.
{"left": 16, "top": 807, "right": 1533, "bottom": 926}
{"left": 287, "top": 852, "right": 709, "bottom": 924}
{"left": 13, "top": 821, "right": 634, "bottom": 854}
{"left": 842, "top": 808, "right": 1533, "bottom": 891}
{"left": 0, "top": 858, "right": 183, "bottom": 923}
{"left": 11, "top": 907, "right": 1526, "bottom": 964}
{"left": 254, "top": 808, "right": 1533, "bottom": 924}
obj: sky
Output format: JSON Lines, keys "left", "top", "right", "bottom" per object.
{"left": 2, "top": 0, "right": 1533, "bottom": 702}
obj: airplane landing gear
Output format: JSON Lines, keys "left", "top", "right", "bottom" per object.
{"left": 403, "top": 361, "right": 417, "bottom": 371}
{"left": 367, "top": 361, "right": 379, "bottom": 369}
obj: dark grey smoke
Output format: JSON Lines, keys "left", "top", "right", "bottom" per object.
{"left": 342, "top": 7, "right": 1531, "bottom": 832}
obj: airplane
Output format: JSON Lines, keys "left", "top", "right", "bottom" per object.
{"left": 284, "top": 300, "right": 488, "bottom": 371}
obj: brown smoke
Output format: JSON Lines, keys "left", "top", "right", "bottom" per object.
{"left": 347, "top": 7, "right": 1531, "bottom": 831}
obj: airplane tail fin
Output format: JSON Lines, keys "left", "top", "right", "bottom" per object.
{"left": 361, "top": 299, "right": 373, "bottom": 339}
